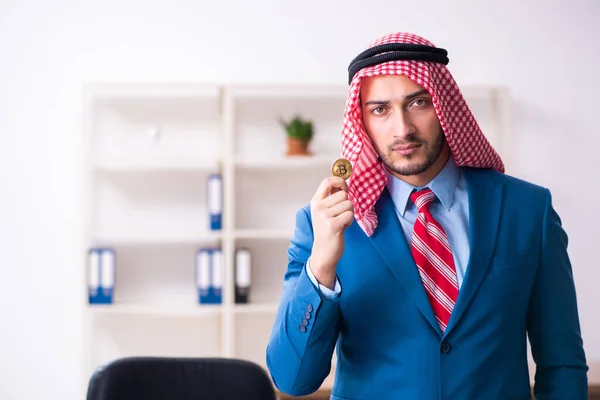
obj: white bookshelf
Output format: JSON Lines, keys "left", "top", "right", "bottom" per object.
{"left": 89, "top": 304, "right": 222, "bottom": 317}
{"left": 233, "top": 229, "right": 293, "bottom": 240}
{"left": 81, "top": 81, "right": 511, "bottom": 394}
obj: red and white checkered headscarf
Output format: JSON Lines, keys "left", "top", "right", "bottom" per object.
{"left": 342, "top": 32, "right": 504, "bottom": 237}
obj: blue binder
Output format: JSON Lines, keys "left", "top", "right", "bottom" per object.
{"left": 196, "top": 248, "right": 211, "bottom": 304}
{"left": 210, "top": 248, "right": 223, "bottom": 304}
{"left": 207, "top": 174, "right": 222, "bottom": 230}
{"left": 196, "top": 247, "right": 223, "bottom": 304}
{"left": 88, "top": 248, "right": 115, "bottom": 304}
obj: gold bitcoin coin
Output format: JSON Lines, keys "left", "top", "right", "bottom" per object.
{"left": 331, "top": 158, "right": 352, "bottom": 180}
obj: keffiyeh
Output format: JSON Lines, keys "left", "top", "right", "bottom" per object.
{"left": 341, "top": 32, "right": 504, "bottom": 236}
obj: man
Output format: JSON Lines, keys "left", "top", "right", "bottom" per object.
{"left": 266, "top": 32, "right": 588, "bottom": 399}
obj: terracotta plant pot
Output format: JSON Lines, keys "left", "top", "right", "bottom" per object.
{"left": 286, "top": 137, "right": 312, "bottom": 156}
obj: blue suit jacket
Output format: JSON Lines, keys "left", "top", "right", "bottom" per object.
{"left": 266, "top": 167, "right": 588, "bottom": 399}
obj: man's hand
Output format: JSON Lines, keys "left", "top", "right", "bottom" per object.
{"left": 309, "top": 176, "right": 354, "bottom": 289}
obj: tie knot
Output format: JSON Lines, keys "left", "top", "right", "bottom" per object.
{"left": 410, "top": 188, "right": 436, "bottom": 212}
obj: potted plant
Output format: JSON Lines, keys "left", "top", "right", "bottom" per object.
{"left": 280, "top": 115, "right": 313, "bottom": 156}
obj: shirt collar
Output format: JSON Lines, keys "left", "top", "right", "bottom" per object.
{"left": 385, "top": 154, "right": 460, "bottom": 216}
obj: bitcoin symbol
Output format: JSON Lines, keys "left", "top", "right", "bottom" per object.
{"left": 331, "top": 158, "right": 352, "bottom": 180}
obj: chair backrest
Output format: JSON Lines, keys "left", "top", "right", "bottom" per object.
{"left": 86, "top": 357, "right": 278, "bottom": 400}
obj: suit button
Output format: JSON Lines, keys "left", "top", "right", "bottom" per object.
{"left": 441, "top": 342, "right": 451, "bottom": 354}
{"left": 299, "top": 325, "right": 307, "bottom": 333}
{"left": 302, "top": 318, "right": 309, "bottom": 326}
{"left": 307, "top": 304, "right": 313, "bottom": 312}
{"left": 305, "top": 311, "right": 311, "bottom": 319}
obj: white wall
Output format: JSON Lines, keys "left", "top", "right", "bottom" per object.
{"left": 1, "top": 0, "right": 598, "bottom": 398}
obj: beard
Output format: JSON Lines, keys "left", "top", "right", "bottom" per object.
{"left": 378, "top": 130, "right": 446, "bottom": 176}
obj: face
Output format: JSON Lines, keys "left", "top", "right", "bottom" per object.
{"left": 360, "top": 74, "right": 449, "bottom": 185}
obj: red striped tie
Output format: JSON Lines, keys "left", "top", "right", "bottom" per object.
{"left": 410, "top": 188, "right": 459, "bottom": 333}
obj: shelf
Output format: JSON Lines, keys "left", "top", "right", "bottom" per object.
{"left": 88, "top": 304, "right": 222, "bottom": 317}
{"left": 233, "top": 303, "right": 279, "bottom": 314}
{"left": 230, "top": 87, "right": 345, "bottom": 161}
{"left": 90, "top": 230, "right": 223, "bottom": 246}
{"left": 234, "top": 166, "right": 320, "bottom": 231}
{"left": 86, "top": 82, "right": 221, "bottom": 172}
{"left": 93, "top": 230, "right": 293, "bottom": 244}
{"left": 92, "top": 155, "right": 221, "bottom": 173}
{"left": 234, "top": 154, "right": 339, "bottom": 169}
{"left": 234, "top": 229, "right": 292, "bottom": 240}
{"left": 90, "top": 168, "right": 218, "bottom": 241}
{"left": 232, "top": 239, "right": 289, "bottom": 305}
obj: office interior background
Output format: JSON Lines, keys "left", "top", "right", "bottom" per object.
{"left": 1, "top": 0, "right": 599, "bottom": 399}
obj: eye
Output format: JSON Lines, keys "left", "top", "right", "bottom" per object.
{"left": 410, "top": 98, "right": 428, "bottom": 107}
{"left": 370, "top": 106, "right": 387, "bottom": 115}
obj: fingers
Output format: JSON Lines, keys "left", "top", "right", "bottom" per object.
{"left": 335, "top": 210, "right": 355, "bottom": 229}
{"left": 312, "top": 176, "right": 348, "bottom": 201}
{"left": 322, "top": 188, "right": 348, "bottom": 208}
{"left": 311, "top": 177, "right": 354, "bottom": 233}
{"left": 326, "top": 210, "right": 354, "bottom": 232}
{"left": 327, "top": 199, "right": 354, "bottom": 218}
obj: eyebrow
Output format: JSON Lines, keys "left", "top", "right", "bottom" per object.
{"left": 363, "top": 89, "right": 430, "bottom": 106}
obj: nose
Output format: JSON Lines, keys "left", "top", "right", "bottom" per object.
{"left": 392, "top": 109, "right": 416, "bottom": 139}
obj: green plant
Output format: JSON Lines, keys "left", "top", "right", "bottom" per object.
{"left": 279, "top": 115, "right": 313, "bottom": 141}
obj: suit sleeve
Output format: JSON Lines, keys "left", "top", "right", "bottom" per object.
{"left": 306, "top": 258, "right": 342, "bottom": 300}
{"left": 527, "top": 188, "right": 588, "bottom": 399}
{"left": 265, "top": 206, "right": 342, "bottom": 396}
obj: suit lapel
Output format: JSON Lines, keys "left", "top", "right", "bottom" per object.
{"left": 369, "top": 188, "right": 441, "bottom": 336}
{"left": 443, "top": 168, "right": 503, "bottom": 337}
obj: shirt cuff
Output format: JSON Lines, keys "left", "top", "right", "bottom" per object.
{"left": 306, "top": 258, "right": 341, "bottom": 300}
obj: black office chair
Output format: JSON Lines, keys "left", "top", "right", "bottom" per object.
{"left": 86, "top": 357, "right": 278, "bottom": 400}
